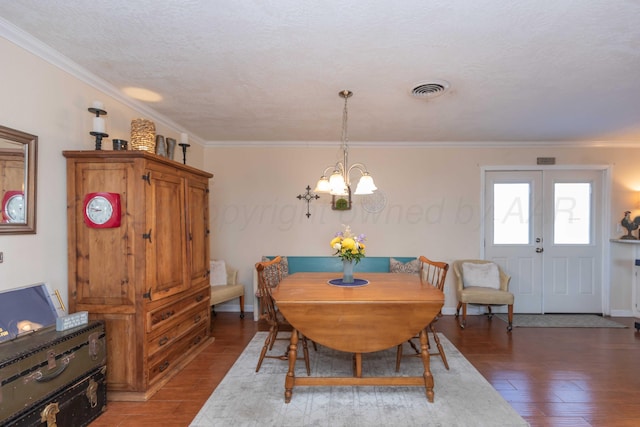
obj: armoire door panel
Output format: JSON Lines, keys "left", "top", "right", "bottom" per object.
{"left": 145, "top": 169, "right": 189, "bottom": 301}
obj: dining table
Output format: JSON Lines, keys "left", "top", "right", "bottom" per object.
{"left": 270, "top": 271, "right": 444, "bottom": 403}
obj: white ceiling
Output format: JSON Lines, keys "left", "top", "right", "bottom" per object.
{"left": 1, "top": 1, "right": 639, "bottom": 145}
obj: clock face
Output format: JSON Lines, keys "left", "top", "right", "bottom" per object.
{"left": 5, "top": 193, "right": 25, "bottom": 223}
{"left": 86, "top": 195, "right": 113, "bottom": 225}
{"left": 83, "top": 192, "right": 121, "bottom": 228}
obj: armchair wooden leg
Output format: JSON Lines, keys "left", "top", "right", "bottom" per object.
{"left": 507, "top": 304, "right": 514, "bottom": 332}
{"left": 239, "top": 295, "right": 245, "bottom": 318}
{"left": 461, "top": 303, "right": 467, "bottom": 329}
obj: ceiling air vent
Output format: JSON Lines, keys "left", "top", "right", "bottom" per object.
{"left": 410, "top": 80, "right": 450, "bottom": 99}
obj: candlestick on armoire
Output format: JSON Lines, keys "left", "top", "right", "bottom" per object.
{"left": 88, "top": 101, "right": 108, "bottom": 150}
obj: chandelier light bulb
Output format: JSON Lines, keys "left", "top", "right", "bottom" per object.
{"left": 354, "top": 173, "right": 377, "bottom": 195}
{"left": 314, "top": 177, "right": 331, "bottom": 193}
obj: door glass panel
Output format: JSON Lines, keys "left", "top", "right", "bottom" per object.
{"left": 493, "top": 183, "right": 530, "bottom": 244}
{"left": 554, "top": 183, "right": 591, "bottom": 244}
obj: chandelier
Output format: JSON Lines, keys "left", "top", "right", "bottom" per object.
{"left": 314, "top": 90, "right": 378, "bottom": 196}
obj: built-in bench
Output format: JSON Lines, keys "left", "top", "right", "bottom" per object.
{"left": 252, "top": 256, "right": 417, "bottom": 320}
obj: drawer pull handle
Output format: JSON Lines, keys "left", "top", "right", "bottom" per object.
{"left": 193, "top": 335, "right": 202, "bottom": 345}
{"left": 158, "top": 361, "right": 170, "bottom": 372}
{"left": 161, "top": 310, "right": 175, "bottom": 320}
{"left": 193, "top": 315, "right": 201, "bottom": 323}
{"left": 195, "top": 294, "right": 204, "bottom": 302}
{"left": 158, "top": 336, "right": 169, "bottom": 346}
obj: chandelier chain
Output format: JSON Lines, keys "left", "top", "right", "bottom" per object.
{"left": 341, "top": 92, "right": 349, "bottom": 155}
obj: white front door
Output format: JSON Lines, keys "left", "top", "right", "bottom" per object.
{"left": 484, "top": 169, "right": 604, "bottom": 313}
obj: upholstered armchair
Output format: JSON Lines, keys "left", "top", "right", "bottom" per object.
{"left": 452, "top": 259, "right": 513, "bottom": 331}
{"left": 210, "top": 260, "right": 245, "bottom": 318}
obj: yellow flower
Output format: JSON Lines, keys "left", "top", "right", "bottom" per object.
{"left": 342, "top": 237, "right": 356, "bottom": 250}
{"left": 330, "top": 237, "right": 341, "bottom": 248}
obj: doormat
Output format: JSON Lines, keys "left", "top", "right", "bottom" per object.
{"left": 495, "top": 313, "right": 628, "bottom": 328}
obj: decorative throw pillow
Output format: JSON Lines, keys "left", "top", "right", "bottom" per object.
{"left": 261, "top": 256, "right": 289, "bottom": 287}
{"left": 210, "top": 260, "right": 227, "bottom": 285}
{"left": 461, "top": 262, "right": 500, "bottom": 289}
{"left": 389, "top": 257, "right": 421, "bottom": 274}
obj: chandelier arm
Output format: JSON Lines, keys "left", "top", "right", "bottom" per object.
{"left": 319, "top": 165, "right": 336, "bottom": 178}
{"left": 346, "top": 163, "right": 369, "bottom": 178}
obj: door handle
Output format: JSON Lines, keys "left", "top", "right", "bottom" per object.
{"left": 536, "top": 247, "right": 544, "bottom": 253}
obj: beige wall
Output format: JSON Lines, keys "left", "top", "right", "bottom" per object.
{"left": 1, "top": 34, "right": 638, "bottom": 317}
{"left": 206, "top": 144, "right": 639, "bottom": 315}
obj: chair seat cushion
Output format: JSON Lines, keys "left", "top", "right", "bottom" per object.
{"left": 457, "top": 286, "right": 514, "bottom": 305}
{"left": 210, "top": 284, "right": 245, "bottom": 306}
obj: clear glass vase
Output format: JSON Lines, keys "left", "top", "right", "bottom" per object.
{"left": 343, "top": 259, "right": 354, "bottom": 283}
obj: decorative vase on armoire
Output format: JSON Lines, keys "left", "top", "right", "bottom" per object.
{"left": 166, "top": 137, "right": 176, "bottom": 160}
{"left": 155, "top": 135, "right": 166, "bottom": 157}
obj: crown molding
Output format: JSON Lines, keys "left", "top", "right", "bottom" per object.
{"left": 202, "top": 139, "right": 640, "bottom": 148}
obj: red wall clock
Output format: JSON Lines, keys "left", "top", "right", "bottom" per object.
{"left": 83, "top": 192, "right": 121, "bottom": 228}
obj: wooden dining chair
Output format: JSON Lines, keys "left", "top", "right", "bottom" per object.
{"left": 395, "top": 256, "right": 450, "bottom": 371}
{"left": 255, "top": 256, "right": 311, "bottom": 375}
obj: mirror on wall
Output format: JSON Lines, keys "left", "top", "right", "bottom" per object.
{"left": 0, "top": 125, "right": 37, "bottom": 234}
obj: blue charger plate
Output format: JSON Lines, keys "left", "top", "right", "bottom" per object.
{"left": 327, "top": 278, "right": 369, "bottom": 287}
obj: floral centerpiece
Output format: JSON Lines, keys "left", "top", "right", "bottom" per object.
{"left": 330, "top": 225, "right": 366, "bottom": 283}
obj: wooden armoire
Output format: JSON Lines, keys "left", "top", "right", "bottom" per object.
{"left": 63, "top": 150, "right": 213, "bottom": 401}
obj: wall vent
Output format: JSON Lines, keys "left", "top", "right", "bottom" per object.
{"left": 537, "top": 157, "right": 556, "bottom": 165}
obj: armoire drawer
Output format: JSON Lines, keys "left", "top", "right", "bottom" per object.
{"left": 147, "top": 325, "right": 209, "bottom": 384}
{"left": 146, "top": 287, "right": 209, "bottom": 333}
{"left": 146, "top": 302, "right": 209, "bottom": 357}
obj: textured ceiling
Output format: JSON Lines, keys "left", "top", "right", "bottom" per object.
{"left": 1, "top": 0, "right": 639, "bottom": 144}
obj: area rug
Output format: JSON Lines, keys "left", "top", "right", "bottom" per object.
{"left": 190, "top": 332, "right": 528, "bottom": 427}
{"left": 495, "top": 313, "right": 628, "bottom": 328}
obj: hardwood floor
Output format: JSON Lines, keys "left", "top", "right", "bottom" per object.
{"left": 90, "top": 313, "right": 640, "bottom": 427}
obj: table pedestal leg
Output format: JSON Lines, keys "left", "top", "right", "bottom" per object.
{"left": 419, "top": 328, "right": 434, "bottom": 402}
{"left": 284, "top": 329, "right": 299, "bottom": 403}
